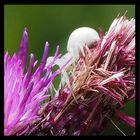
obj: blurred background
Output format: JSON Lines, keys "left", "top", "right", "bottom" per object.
{"left": 4, "top": 5, "right": 135, "bottom": 135}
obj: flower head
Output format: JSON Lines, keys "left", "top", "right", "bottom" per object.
{"left": 4, "top": 28, "right": 70, "bottom": 135}
{"left": 27, "top": 15, "right": 135, "bottom": 136}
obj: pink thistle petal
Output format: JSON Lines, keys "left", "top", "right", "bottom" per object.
{"left": 17, "top": 28, "right": 28, "bottom": 71}
{"left": 115, "top": 110, "right": 135, "bottom": 128}
{"left": 4, "top": 28, "right": 69, "bottom": 136}
{"left": 96, "top": 85, "right": 124, "bottom": 106}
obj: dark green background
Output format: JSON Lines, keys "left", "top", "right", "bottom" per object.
{"left": 4, "top": 5, "right": 135, "bottom": 135}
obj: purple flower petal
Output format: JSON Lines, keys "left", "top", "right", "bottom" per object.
{"left": 4, "top": 28, "right": 69, "bottom": 135}
{"left": 115, "top": 110, "right": 135, "bottom": 128}
{"left": 17, "top": 28, "right": 28, "bottom": 71}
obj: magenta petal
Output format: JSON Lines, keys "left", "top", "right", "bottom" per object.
{"left": 39, "top": 42, "right": 49, "bottom": 73}
{"left": 115, "top": 110, "right": 135, "bottom": 128}
{"left": 96, "top": 86, "right": 123, "bottom": 106}
{"left": 4, "top": 28, "right": 69, "bottom": 135}
{"left": 23, "top": 54, "right": 34, "bottom": 88}
{"left": 17, "top": 28, "right": 28, "bottom": 71}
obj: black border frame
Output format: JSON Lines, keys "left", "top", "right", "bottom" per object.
{"left": 1, "top": 0, "right": 139, "bottom": 138}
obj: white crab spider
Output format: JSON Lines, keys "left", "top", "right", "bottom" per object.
{"left": 46, "top": 27, "right": 100, "bottom": 100}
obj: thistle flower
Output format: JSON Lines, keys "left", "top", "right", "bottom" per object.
{"left": 26, "top": 15, "right": 135, "bottom": 136}
{"left": 4, "top": 28, "right": 71, "bottom": 136}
